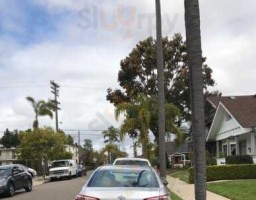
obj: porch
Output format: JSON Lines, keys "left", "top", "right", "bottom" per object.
{"left": 216, "top": 131, "right": 256, "bottom": 165}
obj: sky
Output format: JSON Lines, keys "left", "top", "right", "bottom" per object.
{"left": 0, "top": 0, "right": 256, "bottom": 155}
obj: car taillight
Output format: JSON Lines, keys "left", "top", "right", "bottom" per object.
{"left": 144, "top": 195, "right": 169, "bottom": 200}
{"left": 75, "top": 194, "right": 100, "bottom": 200}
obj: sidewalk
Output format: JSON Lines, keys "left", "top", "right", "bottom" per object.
{"left": 167, "top": 176, "right": 230, "bottom": 200}
{"left": 33, "top": 176, "right": 50, "bottom": 186}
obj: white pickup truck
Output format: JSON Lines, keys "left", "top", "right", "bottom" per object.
{"left": 49, "top": 159, "right": 77, "bottom": 181}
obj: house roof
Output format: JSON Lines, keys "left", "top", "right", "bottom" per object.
{"left": 207, "top": 95, "right": 256, "bottom": 128}
{"left": 166, "top": 142, "right": 190, "bottom": 155}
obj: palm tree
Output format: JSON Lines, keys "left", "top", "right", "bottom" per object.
{"left": 102, "top": 126, "right": 120, "bottom": 144}
{"left": 184, "top": 0, "right": 207, "bottom": 199}
{"left": 26, "top": 96, "right": 53, "bottom": 129}
{"left": 155, "top": 0, "right": 166, "bottom": 179}
{"left": 115, "top": 94, "right": 151, "bottom": 158}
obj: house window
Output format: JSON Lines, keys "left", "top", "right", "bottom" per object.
{"left": 223, "top": 145, "right": 227, "bottom": 156}
{"left": 231, "top": 144, "right": 236, "bottom": 155}
{"left": 225, "top": 113, "right": 232, "bottom": 121}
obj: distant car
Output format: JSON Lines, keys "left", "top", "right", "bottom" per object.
{"left": 77, "top": 164, "right": 86, "bottom": 177}
{"left": 49, "top": 160, "right": 78, "bottom": 181}
{"left": 113, "top": 158, "right": 151, "bottom": 167}
{"left": 74, "top": 165, "right": 169, "bottom": 200}
{"left": 27, "top": 168, "right": 37, "bottom": 177}
{"left": 0, "top": 164, "right": 33, "bottom": 197}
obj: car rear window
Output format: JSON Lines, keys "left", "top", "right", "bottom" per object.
{"left": 88, "top": 169, "right": 159, "bottom": 188}
{"left": 115, "top": 160, "right": 149, "bottom": 166}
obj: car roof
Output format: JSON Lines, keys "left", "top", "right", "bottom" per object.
{"left": 114, "top": 158, "right": 150, "bottom": 162}
{"left": 99, "top": 165, "right": 152, "bottom": 171}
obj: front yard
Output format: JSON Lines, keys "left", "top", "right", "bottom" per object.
{"left": 207, "top": 180, "right": 256, "bottom": 200}
{"left": 168, "top": 169, "right": 189, "bottom": 183}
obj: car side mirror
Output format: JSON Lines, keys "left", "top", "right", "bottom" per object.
{"left": 162, "top": 180, "right": 169, "bottom": 186}
{"left": 70, "top": 163, "right": 73, "bottom": 166}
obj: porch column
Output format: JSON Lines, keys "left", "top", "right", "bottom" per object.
{"left": 251, "top": 132, "right": 256, "bottom": 156}
{"left": 216, "top": 141, "right": 220, "bottom": 158}
{"left": 235, "top": 136, "right": 240, "bottom": 155}
{"left": 227, "top": 138, "right": 230, "bottom": 156}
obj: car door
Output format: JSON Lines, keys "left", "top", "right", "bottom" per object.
{"left": 17, "top": 165, "right": 27, "bottom": 188}
{"left": 12, "top": 166, "right": 23, "bottom": 190}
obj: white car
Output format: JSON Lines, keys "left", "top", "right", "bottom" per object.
{"left": 75, "top": 165, "right": 170, "bottom": 200}
{"left": 113, "top": 158, "right": 151, "bottom": 167}
{"left": 49, "top": 160, "right": 77, "bottom": 181}
{"left": 28, "top": 167, "right": 37, "bottom": 177}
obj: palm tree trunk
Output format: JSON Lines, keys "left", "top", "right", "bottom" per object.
{"left": 184, "top": 0, "right": 206, "bottom": 199}
{"left": 155, "top": 0, "right": 166, "bottom": 179}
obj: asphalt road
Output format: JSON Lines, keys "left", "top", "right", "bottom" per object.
{"left": 0, "top": 173, "right": 92, "bottom": 200}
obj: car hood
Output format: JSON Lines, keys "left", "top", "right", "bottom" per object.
{"left": 79, "top": 187, "right": 164, "bottom": 200}
{"left": 49, "top": 167, "right": 69, "bottom": 172}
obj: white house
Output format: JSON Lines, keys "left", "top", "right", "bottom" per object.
{"left": 206, "top": 95, "right": 256, "bottom": 165}
{"left": 0, "top": 148, "right": 17, "bottom": 166}
{"left": 65, "top": 145, "right": 79, "bottom": 163}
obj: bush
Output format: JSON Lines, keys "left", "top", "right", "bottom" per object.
{"left": 226, "top": 155, "right": 253, "bottom": 164}
{"left": 188, "top": 164, "right": 256, "bottom": 183}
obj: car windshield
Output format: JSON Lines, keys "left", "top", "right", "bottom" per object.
{"left": 115, "top": 160, "right": 149, "bottom": 166}
{"left": 51, "top": 161, "right": 69, "bottom": 168}
{"left": 0, "top": 168, "right": 11, "bottom": 177}
{"left": 88, "top": 169, "right": 159, "bottom": 188}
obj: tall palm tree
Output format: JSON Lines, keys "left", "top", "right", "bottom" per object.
{"left": 102, "top": 126, "right": 120, "bottom": 144}
{"left": 155, "top": 0, "right": 166, "bottom": 179}
{"left": 26, "top": 96, "right": 53, "bottom": 129}
{"left": 184, "top": 0, "right": 207, "bottom": 199}
{"left": 115, "top": 94, "right": 151, "bottom": 158}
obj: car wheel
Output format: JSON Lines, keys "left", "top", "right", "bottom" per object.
{"left": 68, "top": 172, "right": 72, "bottom": 179}
{"left": 25, "top": 180, "right": 32, "bottom": 192}
{"left": 6, "top": 183, "right": 15, "bottom": 197}
{"left": 50, "top": 177, "right": 56, "bottom": 182}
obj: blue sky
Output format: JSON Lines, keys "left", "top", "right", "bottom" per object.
{"left": 0, "top": 0, "right": 256, "bottom": 154}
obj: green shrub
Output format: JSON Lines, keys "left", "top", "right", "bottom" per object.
{"left": 226, "top": 155, "right": 253, "bottom": 164}
{"left": 188, "top": 164, "right": 256, "bottom": 184}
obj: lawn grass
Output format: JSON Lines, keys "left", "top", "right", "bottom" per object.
{"left": 169, "top": 169, "right": 189, "bottom": 183}
{"left": 207, "top": 179, "right": 256, "bottom": 200}
{"left": 170, "top": 192, "right": 183, "bottom": 200}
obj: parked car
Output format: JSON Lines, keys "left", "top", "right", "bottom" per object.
{"left": 75, "top": 165, "right": 170, "bottom": 200}
{"left": 113, "top": 158, "right": 151, "bottom": 167}
{"left": 49, "top": 159, "right": 77, "bottom": 181}
{"left": 77, "top": 164, "right": 86, "bottom": 177}
{"left": 27, "top": 168, "right": 37, "bottom": 177}
{"left": 0, "top": 164, "right": 33, "bottom": 197}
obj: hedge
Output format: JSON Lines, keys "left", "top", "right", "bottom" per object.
{"left": 188, "top": 164, "right": 256, "bottom": 183}
{"left": 226, "top": 155, "right": 253, "bottom": 164}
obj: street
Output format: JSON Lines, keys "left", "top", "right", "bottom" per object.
{"left": 0, "top": 173, "right": 91, "bottom": 200}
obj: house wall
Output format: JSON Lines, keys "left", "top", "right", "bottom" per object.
{"left": 0, "top": 149, "right": 17, "bottom": 166}
{"left": 65, "top": 145, "right": 79, "bottom": 162}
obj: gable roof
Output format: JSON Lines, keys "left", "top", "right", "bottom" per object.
{"left": 207, "top": 95, "right": 256, "bottom": 128}
{"left": 166, "top": 142, "right": 190, "bottom": 155}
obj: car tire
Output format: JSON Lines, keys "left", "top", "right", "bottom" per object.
{"left": 68, "top": 172, "right": 72, "bottom": 179}
{"left": 25, "top": 180, "right": 32, "bottom": 192}
{"left": 50, "top": 177, "right": 56, "bottom": 182}
{"left": 6, "top": 183, "right": 15, "bottom": 197}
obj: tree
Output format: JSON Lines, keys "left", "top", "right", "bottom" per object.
{"left": 155, "top": 0, "right": 166, "bottom": 179}
{"left": 115, "top": 94, "right": 182, "bottom": 159}
{"left": 81, "top": 139, "right": 94, "bottom": 166}
{"left": 106, "top": 34, "right": 215, "bottom": 121}
{"left": 0, "top": 129, "right": 20, "bottom": 148}
{"left": 18, "top": 128, "right": 72, "bottom": 162}
{"left": 26, "top": 96, "right": 53, "bottom": 129}
{"left": 185, "top": 0, "right": 206, "bottom": 199}
{"left": 102, "top": 126, "right": 120, "bottom": 144}
{"left": 66, "top": 135, "right": 74, "bottom": 145}
{"left": 101, "top": 144, "right": 127, "bottom": 164}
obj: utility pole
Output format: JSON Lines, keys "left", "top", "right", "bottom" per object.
{"left": 50, "top": 80, "right": 61, "bottom": 132}
{"left": 78, "top": 131, "right": 80, "bottom": 164}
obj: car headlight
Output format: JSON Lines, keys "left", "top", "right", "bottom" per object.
{"left": 0, "top": 178, "right": 7, "bottom": 185}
